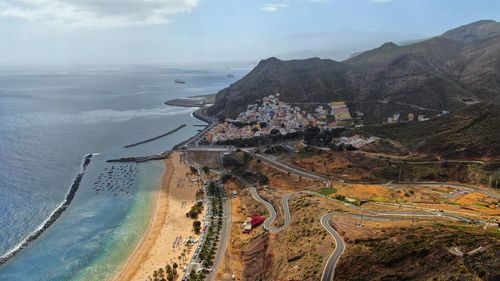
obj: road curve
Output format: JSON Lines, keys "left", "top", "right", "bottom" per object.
{"left": 255, "top": 154, "right": 329, "bottom": 181}
{"left": 255, "top": 153, "right": 499, "bottom": 200}
{"left": 320, "top": 213, "right": 346, "bottom": 281}
{"left": 239, "top": 179, "right": 469, "bottom": 280}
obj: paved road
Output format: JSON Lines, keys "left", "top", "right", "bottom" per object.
{"left": 255, "top": 154, "right": 329, "bottom": 181}
{"left": 196, "top": 150, "right": 494, "bottom": 279}
{"left": 256, "top": 153, "right": 499, "bottom": 200}
{"left": 320, "top": 213, "right": 346, "bottom": 281}
{"left": 206, "top": 198, "right": 231, "bottom": 281}
{"left": 239, "top": 179, "right": 466, "bottom": 281}
{"left": 183, "top": 151, "right": 232, "bottom": 281}
{"left": 357, "top": 151, "right": 500, "bottom": 165}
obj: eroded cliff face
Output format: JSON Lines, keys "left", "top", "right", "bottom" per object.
{"left": 241, "top": 232, "right": 272, "bottom": 281}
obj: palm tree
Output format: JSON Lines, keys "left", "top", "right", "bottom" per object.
{"left": 165, "top": 264, "right": 172, "bottom": 275}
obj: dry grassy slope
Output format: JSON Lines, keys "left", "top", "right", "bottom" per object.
{"left": 334, "top": 223, "right": 500, "bottom": 281}
{"left": 357, "top": 103, "right": 500, "bottom": 158}
{"left": 282, "top": 148, "right": 500, "bottom": 188}
{"left": 266, "top": 195, "right": 333, "bottom": 281}
{"left": 221, "top": 177, "right": 335, "bottom": 280}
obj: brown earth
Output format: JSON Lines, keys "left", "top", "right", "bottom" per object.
{"left": 334, "top": 223, "right": 500, "bottom": 281}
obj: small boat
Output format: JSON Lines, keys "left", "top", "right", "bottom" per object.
{"left": 175, "top": 79, "right": 186, "bottom": 84}
{"left": 227, "top": 74, "right": 234, "bottom": 78}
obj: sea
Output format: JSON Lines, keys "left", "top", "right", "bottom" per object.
{"left": 0, "top": 64, "right": 249, "bottom": 280}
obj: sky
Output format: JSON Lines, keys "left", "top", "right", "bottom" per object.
{"left": 0, "top": 0, "right": 499, "bottom": 65}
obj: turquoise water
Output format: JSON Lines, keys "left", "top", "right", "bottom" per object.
{"left": 0, "top": 65, "right": 249, "bottom": 280}
{"left": 74, "top": 162, "right": 164, "bottom": 281}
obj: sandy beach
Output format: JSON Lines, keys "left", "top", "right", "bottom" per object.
{"left": 112, "top": 151, "right": 203, "bottom": 281}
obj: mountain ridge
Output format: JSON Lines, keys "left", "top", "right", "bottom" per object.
{"left": 207, "top": 20, "right": 500, "bottom": 120}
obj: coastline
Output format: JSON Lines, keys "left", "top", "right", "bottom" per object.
{"left": 111, "top": 158, "right": 173, "bottom": 281}
{"left": 0, "top": 153, "right": 94, "bottom": 266}
{"left": 111, "top": 151, "right": 203, "bottom": 281}
{"left": 110, "top": 106, "right": 213, "bottom": 280}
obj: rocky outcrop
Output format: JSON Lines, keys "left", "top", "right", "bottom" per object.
{"left": 208, "top": 20, "right": 500, "bottom": 121}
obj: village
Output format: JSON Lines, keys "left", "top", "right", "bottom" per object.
{"left": 204, "top": 94, "right": 355, "bottom": 143}
{"left": 202, "top": 94, "right": 447, "bottom": 149}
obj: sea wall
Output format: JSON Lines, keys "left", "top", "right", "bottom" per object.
{"left": 0, "top": 154, "right": 94, "bottom": 265}
{"left": 124, "top": 124, "right": 187, "bottom": 148}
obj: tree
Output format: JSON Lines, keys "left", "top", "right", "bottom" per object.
{"left": 190, "top": 166, "right": 198, "bottom": 174}
{"left": 202, "top": 166, "right": 210, "bottom": 174}
{"left": 193, "top": 220, "right": 202, "bottom": 234}
{"left": 346, "top": 144, "right": 357, "bottom": 151}
{"left": 221, "top": 174, "right": 232, "bottom": 183}
{"left": 189, "top": 270, "right": 198, "bottom": 280}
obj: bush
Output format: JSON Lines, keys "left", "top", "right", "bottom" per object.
{"left": 202, "top": 166, "right": 210, "bottom": 174}
{"left": 186, "top": 202, "right": 204, "bottom": 219}
{"left": 190, "top": 166, "right": 198, "bottom": 174}
{"left": 193, "top": 220, "right": 202, "bottom": 234}
{"left": 319, "top": 188, "right": 337, "bottom": 196}
{"left": 221, "top": 174, "right": 232, "bottom": 183}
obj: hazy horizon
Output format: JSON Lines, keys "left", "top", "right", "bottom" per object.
{"left": 1, "top": 0, "right": 499, "bottom": 65}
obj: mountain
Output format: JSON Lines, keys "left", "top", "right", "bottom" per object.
{"left": 442, "top": 20, "right": 500, "bottom": 43}
{"left": 270, "top": 30, "right": 426, "bottom": 61}
{"left": 357, "top": 103, "right": 500, "bottom": 159}
{"left": 208, "top": 20, "right": 500, "bottom": 120}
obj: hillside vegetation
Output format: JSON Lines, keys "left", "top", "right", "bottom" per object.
{"left": 208, "top": 20, "right": 500, "bottom": 120}
{"left": 334, "top": 223, "right": 500, "bottom": 281}
{"left": 357, "top": 103, "right": 500, "bottom": 158}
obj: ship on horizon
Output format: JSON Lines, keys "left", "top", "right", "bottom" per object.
{"left": 174, "top": 79, "right": 186, "bottom": 84}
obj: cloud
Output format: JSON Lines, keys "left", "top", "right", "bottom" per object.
{"left": 261, "top": 3, "right": 288, "bottom": 12}
{"left": 0, "top": 0, "right": 199, "bottom": 28}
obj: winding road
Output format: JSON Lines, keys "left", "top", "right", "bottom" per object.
{"left": 255, "top": 153, "right": 500, "bottom": 200}
{"left": 240, "top": 178, "right": 467, "bottom": 281}
{"left": 320, "top": 213, "right": 345, "bottom": 281}
{"left": 198, "top": 150, "right": 496, "bottom": 280}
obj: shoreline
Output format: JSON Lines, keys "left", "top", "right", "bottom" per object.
{"left": 110, "top": 106, "right": 214, "bottom": 280}
{"left": 111, "top": 151, "right": 203, "bottom": 281}
{"left": 111, "top": 157, "right": 173, "bottom": 281}
{"left": 0, "top": 153, "right": 94, "bottom": 266}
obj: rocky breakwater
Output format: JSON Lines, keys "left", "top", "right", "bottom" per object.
{"left": 106, "top": 151, "right": 172, "bottom": 163}
{"left": 124, "top": 124, "right": 187, "bottom": 148}
{"left": 0, "top": 153, "right": 94, "bottom": 265}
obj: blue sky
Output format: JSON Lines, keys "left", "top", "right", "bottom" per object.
{"left": 0, "top": 0, "right": 499, "bottom": 65}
